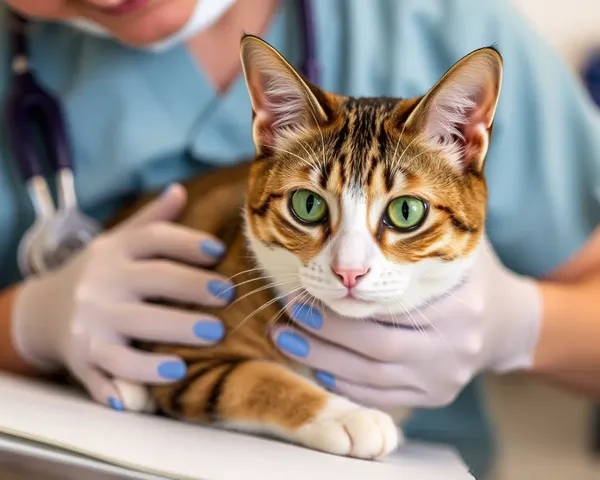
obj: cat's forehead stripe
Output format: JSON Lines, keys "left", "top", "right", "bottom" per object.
{"left": 324, "top": 97, "right": 412, "bottom": 193}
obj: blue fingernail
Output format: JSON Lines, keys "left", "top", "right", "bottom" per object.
{"left": 193, "top": 320, "right": 225, "bottom": 342}
{"left": 315, "top": 371, "right": 336, "bottom": 390}
{"left": 200, "top": 240, "right": 225, "bottom": 257}
{"left": 276, "top": 331, "right": 309, "bottom": 358}
{"left": 108, "top": 397, "right": 124, "bottom": 411}
{"left": 207, "top": 280, "right": 235, "bottom": 302}
{"left": 291, "top": 303, "right": 323, "bottom": 329}
{"left": 157, "top": 361, "right": 187, "bottom": 380}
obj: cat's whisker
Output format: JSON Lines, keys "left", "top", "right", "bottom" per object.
{"left": 386, "top": 303, "right": 400, "bottom": 331}
{"left": 308, "top": 292, "right": 318, "bottom": 313}
{"left": 221, "top": 266, "right": 283, "bottom": 283}
{"left": 393, "top": 134, "right": 421, "bottom": 169}
{"left": 303, "top": 93, "right": 328, "bottom": 172}
{"left": 390, "top": 110, "right": 411, "bottom": 170}
{"left": 418, "top": 297, "right": 445, "bottom": 317}
{"left": 305, "top": 141, "right": 322, "bottom": 170}
{"left": 265, "top": 143, "right": 314, "bottom": 169}
{"left": 303, "top": 292, "right": 321, "bottom": 327}
{"left": 405, "top": 301, "right": 433, "bottom": 344}
{"left": 296, "top": 139, "right": 321, "bottom": 171}
{"left": 225, "top": 273, "right": 298, "bottom": 292}
{"left": 262, "top": 289, "right": 311, "bottom": 333}
{"left": 269, "top": 289, "right": 313, "bottom": 332}
{"left": 395, "top": 297, "right": 430, "bottom": 343}
{"left": 223, "top": 268, "right": 296, "bottom": 285}
{"left": 225, "top": 278, "right": 301, "bottom": 310}
{"left": 402, "top": 305, "right": 431, "bottom": 342}
{"left": 441, "top": 291, "right": 470, "bottom": 308}
{"left": 398, "top": 149, "right": 428, "bottom": 168}
{"left": 229, "top": 285, "right": 305, "bottom": 336}
{"left": 400, "top": 298, "right": 460, "bottom": 366}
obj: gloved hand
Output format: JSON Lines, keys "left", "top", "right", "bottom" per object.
{"left": 272, "top": 239, "right": 542, "bottom": 409}
{"left": 11, "top": 184, "right": 232, "bottom": 410}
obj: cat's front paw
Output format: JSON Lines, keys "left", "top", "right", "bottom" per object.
{"left": 113, "top": 378, "right": 157, "bottom": 413}
{"left": 295, "top": 397, "right": 401, "bottom": 459}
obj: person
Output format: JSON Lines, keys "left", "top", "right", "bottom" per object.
{"left": 0, "top": 0, "right": 599, "bottom": 477}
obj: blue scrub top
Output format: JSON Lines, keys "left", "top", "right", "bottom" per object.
{"left": 1, "top": 0, "right": 600, "bottom": 477}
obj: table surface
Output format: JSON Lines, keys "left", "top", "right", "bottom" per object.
{"left": 0, "top": 373, "right": 472, "bottom": 480}
{"left": 0, "top": 435, "right": 164, "bottom": 480}
{"left": 0, "top": 449, "right": 125, "bottom": 480}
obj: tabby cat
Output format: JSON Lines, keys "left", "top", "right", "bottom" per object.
{"left": 109, "top": 35, "right": 503, "bottom": 460}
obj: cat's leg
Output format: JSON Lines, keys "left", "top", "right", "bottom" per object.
{"left": 152, "top": 359, "right": 401, "bottom": 459}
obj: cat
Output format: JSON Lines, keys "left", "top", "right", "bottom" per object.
{"left": 107, "top": 34, "right": 503, "bottom": 460}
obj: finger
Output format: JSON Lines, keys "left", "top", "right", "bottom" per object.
{"left": 271, "top": 326, "right": 422, "bottom": 389}
{"left": 116, "top": 183, "right": 186, "bottom": 231}
{"left": 127, "top": 260, "right": 235, "bottom": 306}
{"left": 122, "top": 222, "right": 225, "bottom": 266}
{"left": 327, "top": 377, "right": 436, "bottom": 409}
{"left": 281, "top": 300, "right": 428, "bottom": 362}
{"left": 89, "top": 342, "right": 188, "bottom": 385}
{"left": 106, "top": 301, "right": 225, "bottom": 345}
{"left": 70, "top": 363, "right": 126, "bottom": 412}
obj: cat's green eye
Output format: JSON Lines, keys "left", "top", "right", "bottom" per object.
{"left": 290, "top": 190, "right": 328, "bottom": 224}
{"left": 386, "top": 196, "right": 428, "bottom": 231}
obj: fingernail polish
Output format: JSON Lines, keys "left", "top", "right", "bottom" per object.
{"left": 291, "top": 303, "right": 323, "bottom": 329}
{"left": 315, "top": 371, "right": 336, "bottom": 390}
{"left": 276, "top": 331, "right": 309, "bottom": 358}
{"left": 200, "top": 240, "right": 225, "bottom": 257}
{"left": 193, "top": 320, "right": 225, "bottom": 342}
{"left": 160, "top": 183, "right": 177, "bottom": 197}
{"left": 207, "top": 280, "right": 235, "bottom": 302}
{"left": 108, "top": 397, "right": 124, "bottom": 411}
{"left": 157, "top": 361, "right": 187, "bottom": 380}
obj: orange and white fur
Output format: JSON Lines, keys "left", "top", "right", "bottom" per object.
{"left": 108, "top": 35, "right": 503, "bottom": 460}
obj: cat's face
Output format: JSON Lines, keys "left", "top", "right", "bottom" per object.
{"left": 240, "top": 36, "right": 502, "bottom": 319}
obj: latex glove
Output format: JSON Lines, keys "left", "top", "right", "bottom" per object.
{"left": 11, "top": 184, "right": 233, "bottom": 410}
{"left": 272, "top": 239, "right": 542, "bottom": 409}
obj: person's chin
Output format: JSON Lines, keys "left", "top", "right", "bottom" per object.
{"left": 92, "top": 0, "right": 195, "bottom": 48}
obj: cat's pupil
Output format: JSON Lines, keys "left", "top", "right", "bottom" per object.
{"left": 402, "top": 200, "right": 409, "bottom": 220}
{"left": 306, "top": 195, "right": 315, "bottom": 213}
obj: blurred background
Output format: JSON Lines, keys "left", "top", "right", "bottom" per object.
{"left": 515, "top": 0, "right": 600, "bottom": 68}
{"left": 486, "top": 1, "right": 600, "bottom": 480}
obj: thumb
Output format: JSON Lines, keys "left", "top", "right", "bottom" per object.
{"left": 117, "top": 183, "right": 187, "bottom": 231}
{"left": 71, "top": 363, "right": 126, "bottom": 411}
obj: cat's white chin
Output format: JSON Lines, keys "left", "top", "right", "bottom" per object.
{"left": 321, "top": 297, "right": 382, "bottom": 318}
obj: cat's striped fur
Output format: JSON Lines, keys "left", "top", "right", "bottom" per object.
{"left": 108, "top": 35, "right": 502, "bottom": 459}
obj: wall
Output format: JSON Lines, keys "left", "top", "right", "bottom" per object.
{"left": 512, "top": 0, "right": 600, "bottom": 70}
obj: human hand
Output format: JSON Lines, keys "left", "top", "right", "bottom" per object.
{"left": 272, "top": 239, "right": 542, "bottom": 409}
{"left": 11, "top": 184, "right": 232, "bottom": 410}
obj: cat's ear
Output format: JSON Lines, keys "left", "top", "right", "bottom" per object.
{"left": 403, "top": 47, "right": 503, "bottom": 173}
{"left": 240, "top": 35, "right": 331, "bottom": 153}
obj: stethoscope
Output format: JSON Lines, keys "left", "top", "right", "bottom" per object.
{"left": 5, "top": 11, "right": 102, "bottom": 278}
{"left": 3, "top": 1, "right": 318, "bottom": 279}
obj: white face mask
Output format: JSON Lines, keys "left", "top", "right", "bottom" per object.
{"left": 67, "top": 0, "right": 237, "bottom": 52}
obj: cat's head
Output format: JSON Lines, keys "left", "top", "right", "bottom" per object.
{"left": 239, "top": 35, "right": 502, "bottom": 319}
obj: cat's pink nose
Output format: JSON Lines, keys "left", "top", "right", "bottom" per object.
{"left": 331, "top": 266, "right": 370, "bottom": 288}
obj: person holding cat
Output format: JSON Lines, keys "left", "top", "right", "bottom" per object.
{"left": 0, "top": 0, "right": 599, "bottom": 478}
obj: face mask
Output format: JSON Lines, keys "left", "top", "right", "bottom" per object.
{"left": 67, "top": 0, "right": 237, "bottom": 52}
